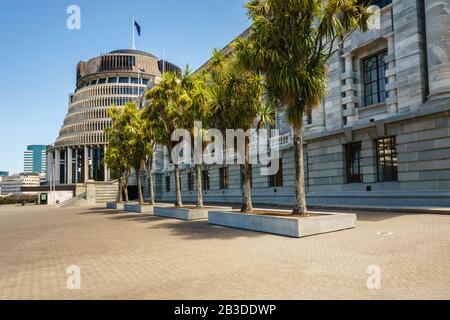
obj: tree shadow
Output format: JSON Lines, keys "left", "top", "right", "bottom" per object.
{"left": 353, "top": 211, "right": 412, "bottom": 222}
{"left": 148, "top": 219, "right": 266, "bottom": 241}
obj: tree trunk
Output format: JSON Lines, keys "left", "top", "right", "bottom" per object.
{"left": 117, "top": 175, "right": 123, "bottom": 204}
{"left": 136, "top": 165, "right": 144, "bottom": 205}
{"left": 293, "top": 124, "right": 307, "bottom": 216}
{"left": 195, "top": 164, "right": 204, "bottom": 208}
{"left": 124, "top": 174, "right": 130, "bottom": 202}
{"left": 174, "top": 164, "right": 183, "bottom": 207}
{"left": 241, "top": 141, "right": 253, "bottom": 212}
{"left": 146, "top": 160, "right": 155, "bottom": 206}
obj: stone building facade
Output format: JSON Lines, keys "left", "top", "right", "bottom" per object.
{"left": 154, "top": 0, "right": 450, "bottom": 207}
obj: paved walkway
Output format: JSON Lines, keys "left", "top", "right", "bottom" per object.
{"left": 0, "top": 204, "right": 449, "bottom": 299}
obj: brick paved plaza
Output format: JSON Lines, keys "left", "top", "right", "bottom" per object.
{"left": 0, "top": 204, "right": 449, "bottom": 300}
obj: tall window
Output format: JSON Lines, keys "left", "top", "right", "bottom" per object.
{"left": 187, "top": 172, "right": 194, "bottom": 191}
{"left": 202, "top": 170, "right": 210, "bottom": 191}
{"left": 363, "top": 51, "right": 387, "bottom": 106}
{"left": 219, "top": 167, "right": 229, "bottom": 190}
{"left": 376, "top": 137, "right": 398, "bottom": 182}
{"left": 269, "top": 159, "right": 283, "bottom": 187}
{"left": 165, "top": 176, "right": 170, "bottom": 192}
{"left": 345, "top": 142, "right": 362, "bottom": 183}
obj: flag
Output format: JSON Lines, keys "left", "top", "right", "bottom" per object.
{"left": 134, "top": 20, "right": 141, "bottom": 36}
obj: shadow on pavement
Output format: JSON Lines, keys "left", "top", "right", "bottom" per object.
{"left": 148, "top": 220, "right": 265, "bottom": 240}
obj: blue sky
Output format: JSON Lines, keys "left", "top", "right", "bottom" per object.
{"left": 0, "top": 0, "right": 249, "bottom": 175}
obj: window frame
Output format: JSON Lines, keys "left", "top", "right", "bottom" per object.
{"left": 219, "top": 167, "right": 229, "bottom": 190}
{"left": 202, "top": 170, "right": 210, "bottom": 191}
{"left": 375, "top": 136, "right": 398, "bottom": 182}
{"left": 362, "top": 50, "right": 388, "bottom": 107}
{"left": 269, "top": 159, "right": 283, "bottom": 188}
{"left": 345, "top": 142, "right": 363, "bottom": 183}
{"left": 165, "top": 175, "right": 171, "bottom": 192}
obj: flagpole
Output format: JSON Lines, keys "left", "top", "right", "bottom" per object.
{"left": 132, "top": 17, "right": 136, "bottom": 50}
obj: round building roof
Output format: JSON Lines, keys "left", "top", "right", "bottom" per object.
{"left": 109, "top": 49, "right": 158, "bottom": 59}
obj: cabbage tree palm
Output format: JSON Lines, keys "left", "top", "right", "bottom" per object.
{"left": 181, "top": 71, "right": 211, "bottom": 208}
{"left": 235, "top": 0, "right": 371, "bottom": 215}
{"left": 105, "top": 105, "right": 133, "bottom": 203}
{"left": 208, "top": 50, "right": 274, "bottom": 212}
{"left": 122, "top": 102, "right": 147, "bottom": 205}
{"left": 143, "top": 71, "right": 190, "bottom": 207}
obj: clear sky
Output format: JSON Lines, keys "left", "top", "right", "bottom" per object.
{"left": 0, "top": 0, "right": 249, "bottom": 175}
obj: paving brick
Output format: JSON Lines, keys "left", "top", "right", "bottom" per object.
{"left": 0, "top": 205, "right": 448, "bottom": 300}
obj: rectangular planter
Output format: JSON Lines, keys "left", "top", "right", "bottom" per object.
{"left": 208, "top": 211, "right": 356, "bottom": 238}
{"left": 155, "top": 206, "right": 233, "bottom": 221}
{"left": 106, "top": 202, "right": 124, "bottom": 210}
{"left": 123, "top": 203, "right": 154, "bottom": 214}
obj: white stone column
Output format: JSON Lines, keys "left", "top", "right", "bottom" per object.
{"left": 425, "top": 0, "right": 450, "bottom": 99}
{"left": 342, "top": 53, "right": 357, "bottom": 125}
{"left": 104, "top": 145, "right": 108, "bottom": 182}
{"left": 385, "top": 32, "right": 399, "bottom": 114}
{"left": 46, "top": 150, "right": 53, "bottom": 184}
{"left": 84, "top": 146, "right": 89, "bottom": 182}
{"left": 74, "top": 149, "right": 78, "bottom": 184}
{"left": 67, "top": 147, "right": 73, "bottom": 184}
{"left": 55, "top": 149, "right": 61, "bottom": 185}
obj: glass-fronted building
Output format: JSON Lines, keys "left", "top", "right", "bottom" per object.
{"left": 23, "top": 145, "right": 47, "bottom": 174}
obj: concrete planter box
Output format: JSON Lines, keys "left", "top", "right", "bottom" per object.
{"left": 106, "top": 202, "right": 125, "bottom": 210}
{"left": 155, "top": 206, "right": 233, "bottom": 221}
{"left": 208, "top": 210, "right": 356, "bottom": 238}
{"left": 123, "top": 203, "right": 154, "bottom": 214}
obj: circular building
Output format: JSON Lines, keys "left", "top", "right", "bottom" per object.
{"left": 48, "top": 49, "right": 177, "bottom": 185}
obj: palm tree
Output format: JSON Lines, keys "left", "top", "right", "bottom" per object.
{"left": 143, "top": 71, "right": 189, "bottom": 207}
{"left": 181, "top": 71, "right": 211, "bottom": 208}
{"left": 234, "top": 0, "right": 371, "bottom": 215}
{"left": 122, "top": 102, "right": 147, "bottom": 205}
{"left": 105, "top": 105, "right": 133, "bottom": 203}
{"left": 208, "top": 50, "right": 274, "bottom": 212}
{"left": 142, "top": 117, "right": 157, "bottom": 206}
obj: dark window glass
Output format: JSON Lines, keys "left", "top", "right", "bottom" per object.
{"left": 165, "top": 176, "right": 170, "bottom": 192}
{"left": 119, "top": 77, "right": 129, "bottom": 83}
{"left": 376, "top": 137, "right": 398, "bottom": 182}
{"left": 142, "top": 79, "right": 149, "bottom": 85}
{"left": 130, "top": 78, "right": 139, "bottom": 84}
{"left": 98, "top": 78, "right": 106, "bottom": 84}
{"left": 108, "top": 77, "right": 118, "bottom": 84}
{"left": 202, "top": 170, "right": 210, "bottom": 190}
{"left": 345, "top": 142, "right": 363, "bottom": 183}
{"left": 187, "top": 172, "right": 194, "bottom": 191}
{"left": 371, "top": 0, "right": 392, "bottom": 8}
{"left": 269, "top": 159, "right": 283, "bottom": 187}
{"left": 219, "top": 167, "right": 229, "bottom": 190}
{"left": 306, "top": 110, "right": 313, "bottom": 125}
{"left": 363, "top": 51, "right": 387, "bottom": 106}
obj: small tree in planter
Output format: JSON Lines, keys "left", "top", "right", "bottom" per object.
{"left": 207, "top": 49, "right": 274, "bottom": 213}
{"left": 105, "top": 105, "right": 133, "bottom": 203}
{"left": 142, "top": 113, "right": 157, "bottom": 206}
{"left": 143, "top": 70, "right": 193, "bottom": 208}
{"left": 235, "top": 0, "right": 371, "bottom": 215}
{"left": 122, "top": 102, "right": 147, "bottom": 205}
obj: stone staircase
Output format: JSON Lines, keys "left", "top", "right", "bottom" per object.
{"left": 86, "top": 180, "right": 119, "bottom": 204}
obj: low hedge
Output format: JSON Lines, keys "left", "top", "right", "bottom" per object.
{"left": 0, "top": 194, "right": 38, "bottom": 205}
